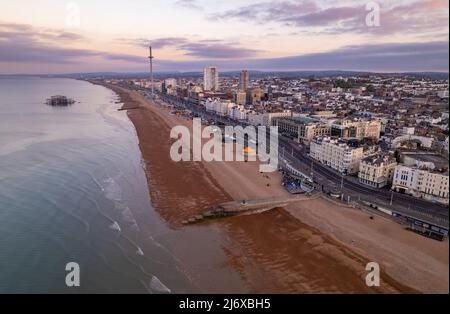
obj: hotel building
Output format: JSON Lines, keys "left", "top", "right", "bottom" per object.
{"left": 310, "top": 137, "right": 365, "bottom": 175}
{"left": 359, "top": 153, "right": 397, "bottom": 188}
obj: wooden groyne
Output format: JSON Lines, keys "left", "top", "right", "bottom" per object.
{"left": 118, "top": 107, "right": 141, "bottom": 111}
{"left": 182, "top": 193, "right": 319, "bottom": 225}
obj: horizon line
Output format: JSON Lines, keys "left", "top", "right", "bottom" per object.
{"left": 1, "top": 69, "right": 449, "bottom": 77}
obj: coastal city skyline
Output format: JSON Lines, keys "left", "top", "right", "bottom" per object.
{"left": 83, "top": 61, "right": 449, "bottom": 294}
{"left": 0, "top": 0, "right": 449, "bottom": 74}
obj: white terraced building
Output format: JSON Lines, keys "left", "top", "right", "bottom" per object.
{"left": 205, "top": 99, "right": 235, "bottom": 117}
{"left": 228, "top": 105, "right": 248, "bottom": 121}
{"left": 392, "top": 165, "right": 449, "bottom": 204}
{"left": 310, "top": 137, "right": 365, "bottom": 175}
{"left": 247, "top": 111, "right": 292, "bottom": 127}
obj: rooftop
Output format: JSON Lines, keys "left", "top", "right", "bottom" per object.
{"left": 401, "top": 152, "right": 448, "bottom": 168}
{"left": 362, "top": 153, "right": 396, "bottom": 166}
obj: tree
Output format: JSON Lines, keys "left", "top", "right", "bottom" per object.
{"left": 334, "top": 79, "right": 353, "bottom": 89}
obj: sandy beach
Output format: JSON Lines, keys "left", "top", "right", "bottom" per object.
{"left": 99, "top": 82, "right": 448, "bottom": 294}
{"left": 284, "top": 198, "right": 449, "bottom": 293}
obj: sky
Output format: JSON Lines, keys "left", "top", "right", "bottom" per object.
{"left": 0, "top": 0, "right": 448, "bottom": 74}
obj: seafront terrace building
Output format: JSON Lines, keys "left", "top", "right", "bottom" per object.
{"left": 228, "top": 105, "right": 248, "bottom": 121}
{"left": 358, "top": 153, "right": 397, "bottom": 188}
{"left": 204, "top": 98, "right": 235, "bottom": 117}
{"left": 392, "top": 165, "right": 449, "bottom": 204}
{"left": 247, "top": 111, "right": 292, "bottom": 127}
{"left": 310, "top": 137, "right": 366, "bottom": 175}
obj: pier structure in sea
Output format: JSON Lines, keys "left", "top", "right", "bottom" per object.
{"left": 46, "top": 95, "right": 75, "bottom": 106}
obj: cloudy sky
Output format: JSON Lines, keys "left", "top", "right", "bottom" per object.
{"left": 0, "top": 0, "right": 448, "bottom": 74}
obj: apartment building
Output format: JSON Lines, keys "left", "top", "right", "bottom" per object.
{"left": 204, "top": 98, "right": 234, "bottom": 116}
{"left": 203, "top": 66, "right": 219, "bottom": 91}
{"left": 332, "top": 119, "right": 381, "bottom": 141}
{"left": 247, "top": 88, "right": 264, "bottom": 105}
{"left": 310, "top": 137, "right": 365, "bottom": 174}
{"left": 273, "top": 117, "right": 331, "bottom": 143}
{"left": 228, "top": 105, "right": 247, "bottom": 121}
{"left": 392, "top": 165, "right": 449, "bottom": 204}
{"left": 248, "top": 111, "right": 292, "bottom": 126}
{"left": 239, "top": 70, "right": 250, "bottom": 91}
{"left": 359, "top": 153, "right": 397, "bottom": 188}
{"left": 234, "top": 91, "right": 247, "bottom": 106}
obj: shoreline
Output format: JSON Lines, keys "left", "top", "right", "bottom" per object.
{"left": 96, "top": 81, "right": 448, "bottom": 293}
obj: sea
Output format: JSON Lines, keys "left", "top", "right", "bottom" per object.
{"left": 0, "top": 77, "right": 198, "bottom": 293}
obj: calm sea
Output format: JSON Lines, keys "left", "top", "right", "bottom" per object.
{"left": 0, "top": 77, "right": 196, "bottom": 293}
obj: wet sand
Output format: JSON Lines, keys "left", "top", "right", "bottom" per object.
{"left": 215, "top": 208, "right": 416, "bottom": 293}
{"left": 112, "top": 86, "right": 231, "bottom": 227}
{"left": 98, "top": 83, "right": 447, "bottom": 293}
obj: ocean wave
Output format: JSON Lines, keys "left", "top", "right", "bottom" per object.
{"left": 149, "top": 276, "right": 171, "bottom": 294}
{"left": 136, "top": 246, "right": 144, "bottom": 256}
{"left": 121, "top": 206, "right": 140, "bottom": 232}
{"left": 109, "top": 221, "right": 121, "bottom": 233}
{"left": 103, "top": 178, "right": 122, "bottom": 202}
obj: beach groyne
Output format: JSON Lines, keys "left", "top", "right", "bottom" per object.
{"left": 183, "top": 194, "right": 320, "bottom": 225}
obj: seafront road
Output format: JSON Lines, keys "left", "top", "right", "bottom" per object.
{"left": 142, "top": 88, "right": 448, "bottom": 224}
